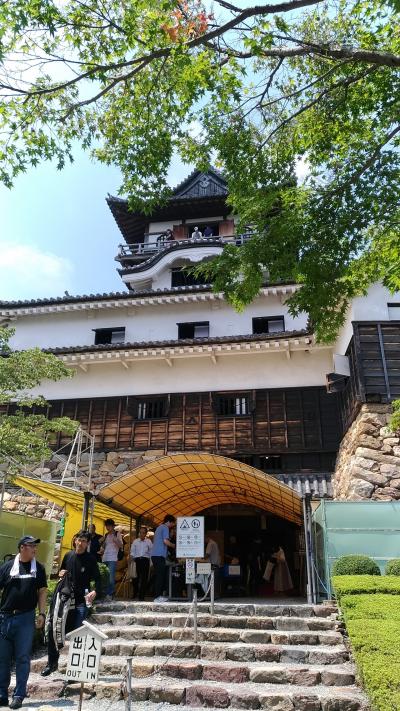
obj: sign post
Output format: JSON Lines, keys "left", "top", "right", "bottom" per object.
{"left": 65, "top": 620, "right": 108, "bottom": 711}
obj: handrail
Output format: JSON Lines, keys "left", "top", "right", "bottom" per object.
{"left": 116, "top": 233, "right": 254, "bottom": 259}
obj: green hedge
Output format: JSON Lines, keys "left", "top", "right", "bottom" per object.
{"left": 385, "top": 559, "right": 400, "bottom": 576}
{"left": 332, "top": 554, "right": 381, "bottom": 576}
{"left": 332, "top": 575, "right": 400, "bottom": 601}
{"left": 339, "top": 591, "right": 400, "bottom": 711}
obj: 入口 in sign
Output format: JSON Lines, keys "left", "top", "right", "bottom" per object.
{"left": 65, "top": 620, "right": 108, "bottom": 683}
{"left": 176, "top": 516, "right": 204, "bottom": 558}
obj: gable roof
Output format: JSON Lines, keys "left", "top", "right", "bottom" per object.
{"left": 107, "top": 169, "right": 229, "bottom": 244}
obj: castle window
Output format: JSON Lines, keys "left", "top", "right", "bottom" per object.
{"left": 388, "top": 303, "right": 400, "bottom": 320}
{"left": 136, "top": 398, "right": 167, "bottom": 420}
{"left": 94, "top": 327, "right": 125, "bottom": 345}
{"left": 252, "top": 316, "right": 285, "bottom": 335}
{"left": 218, "top": 394, "right": 250, "bottom": 416}
{"left": 178, "top": 321, "right": 209, "bottom": 339}
{"left": 171, "top": 267, "right": 208, "bottom": 288}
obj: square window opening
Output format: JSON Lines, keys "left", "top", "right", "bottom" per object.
{"left": 252, "top": 316, "right": 285, "bottom": 335}
{"left": 178, "top": 321, "right": 210, "bottom": 339}
{"left": 94, "top": 327, "right": 126, "bottom": 345}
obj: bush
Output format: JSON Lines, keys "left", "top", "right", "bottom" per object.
{"left": 385, "top": 559, "right": 400, "bottom": 576}
{"left": 98, "top": 562, "right": 110, "bottom": 599}
{"left": 332, "top": 575, "right": 400, "bottom": 601}
{"left": 337, "top": 582, "right": 400, "bottom": 711}
{"left": 332, "top": 555, "right": 381, "bottom": 577}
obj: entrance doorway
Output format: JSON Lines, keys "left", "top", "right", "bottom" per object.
{"left": 196, "top": 504, "right": 305, "bottom": 599}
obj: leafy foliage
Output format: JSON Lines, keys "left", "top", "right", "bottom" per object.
{"left": 338, "top": 586, "right": 400, "bottom": 711}
{"left": 0, "top": 327, "right": 78, "bottom": 464}
{"left": 0, "top": 0, "right": 399, "bottom": 339}
{"left": 332, "top": 575, "right": 400, "bottom": 600}
{"left": 332, "top": 554, "right": 381, "bottom": 576}
{"left": 385, "top": 559, "right": 400, "bottom": 576}
{"left": 389, "top": 399, "right": 400, "bottom": 433}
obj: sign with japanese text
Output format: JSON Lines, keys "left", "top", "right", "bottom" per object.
{"left": 176, "top": 516, "right": 204, "bottom": 558}
{"left": 185, "top": 558, "right": 196, "bottom": 583}
{"left": 65, "top": 621, "right": 108, "bottom": 683}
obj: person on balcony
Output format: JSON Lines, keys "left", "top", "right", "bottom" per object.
{"left": 203, "top": 225, "right": 213, "bottom": 237}
{"left": 191, "top": 226, "right": 202, "bottom": 239}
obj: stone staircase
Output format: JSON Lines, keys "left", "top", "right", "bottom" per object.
{"left": 29, "top": 600, "right": 370, "bottom": 710}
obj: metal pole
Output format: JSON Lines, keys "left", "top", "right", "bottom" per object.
{"left": 210, "top": 570, "right": 215, "bottom": 616}
{"left": 193, "top": 589, "right": 198, "bottom": 643}
{"left": 0, "top": 472, "right": 7, "bottom": 512}
{"left": 302, "top": 496, "right": 313, "bottom": 605}
{"left": 307, "top": 495, "right": 318, "bottom": 604}
{"left": 82, "top": 491, "right": 92, "bottom": 530}
{"left": 125, "top": 657, "right": 132, "bottom": 711}
{"left": 78, "top": 682, "right": 84, "bottom": 711}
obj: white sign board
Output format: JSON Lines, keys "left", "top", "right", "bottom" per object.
{"left": 65, "top": 621, "right": 107, "bottom": 683}
{"left": 197, "top": 562, "right": 211, "bottom": 575}
{"left": 185, "top": 558, "right": 196, "bottom": 583}
{"left": 176, "top": 516, "right": 204, "bottom": 558}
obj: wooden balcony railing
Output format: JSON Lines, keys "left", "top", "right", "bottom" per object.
{"left": 116, "top": 233, "right": 253, "bottom": 261}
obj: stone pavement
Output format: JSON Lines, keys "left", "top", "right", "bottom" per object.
{"left": 24, "top": 600, "right": 370, "bottom": 710}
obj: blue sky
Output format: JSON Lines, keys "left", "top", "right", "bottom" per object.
{"left": 0, "top": 150, "right": 190, "bottom": 301}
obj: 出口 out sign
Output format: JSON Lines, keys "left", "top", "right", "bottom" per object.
{"left": 65, "top": 620, "right": 108, "bottom": 683}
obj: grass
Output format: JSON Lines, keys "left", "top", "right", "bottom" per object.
{"left": 333, "top": 578, "right": 400, "bottom": 711}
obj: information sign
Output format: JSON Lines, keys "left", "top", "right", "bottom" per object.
{"left": 185, "top": 558, "right": 196, "bottom": 583}
{"left": 176, "top": 516, "right": 204, "bottom": 558}
{"left": 197, "top": 562, "right": 211, "bottom": 575}
{"left": 65, "top": 620, "right": 108, "bottom": 683}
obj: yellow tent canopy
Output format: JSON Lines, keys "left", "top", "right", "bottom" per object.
{"left": 98, "top": 453, "right": 303, "bottom": 525}
{"left": 13, "top": 475, "right": 132, "bottom": 560}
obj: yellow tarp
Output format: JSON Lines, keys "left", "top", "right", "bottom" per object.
{"left": 13, "top": 475, "right": 131, "bottom": 561}
{"left": 98, "top": 453, "right": 303, "bottom": 525}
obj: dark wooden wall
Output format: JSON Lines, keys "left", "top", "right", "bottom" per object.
{"left": 353, "top": 322, "right": 400, "bottom": 402}
{"left": 30, "top": 386, "right": 341, "bottom": 458}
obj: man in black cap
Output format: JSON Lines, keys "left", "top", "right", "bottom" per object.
{"left": 0, "top": 536, "right": 47, "bottom": 709}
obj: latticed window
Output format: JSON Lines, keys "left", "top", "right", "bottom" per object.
{"left": 218, "top": 394, "right": 250, "bottom": 416}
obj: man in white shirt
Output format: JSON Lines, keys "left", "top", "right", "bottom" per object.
{"left": 130, "top": 526, "right": 152, "bottom": 600}
{"left": 205, "top": 535, "right": 221, "bottom": 567}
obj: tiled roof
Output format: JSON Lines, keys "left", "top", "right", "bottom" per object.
{"left": 277, "top": 473, "right": 333, "bottom": 498}
{"left": 0, "top": 285, "right": 214, "bottom": 309}
{"left": 45, "top": 329, "right": 311, "bottom": 355}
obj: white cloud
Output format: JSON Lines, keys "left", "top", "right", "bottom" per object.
{"left": 0, "top": 242, "right": 74, "bottom": 300}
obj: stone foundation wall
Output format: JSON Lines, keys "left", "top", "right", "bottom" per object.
{"left": 333, "top": 404, "right": 400, "bottom": 500}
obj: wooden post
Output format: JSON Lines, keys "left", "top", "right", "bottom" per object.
{"left": 78, "top": 682, "right": 84, "bottom": 711}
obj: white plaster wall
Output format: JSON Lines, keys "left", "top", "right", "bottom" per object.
{"left": 9, "top": 295, "right": 308, "bottom": 350}
{"left": 334, "top": 283, "right": 400, "bottom": 354}
{"left": 31, "top": 348, "right": 332, "bottom": 400}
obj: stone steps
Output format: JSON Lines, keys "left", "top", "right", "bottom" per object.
{"left": 97, "top": 623, "right": 342, "bottom": 646}
{"left": 90, "top": 612, "right": 337, "bottom": 631}
{"left": 26, "top": 600, "right": 369, "bottom": 710}
{"left": 54, "top": 654, "right": 356, "bottom": 686}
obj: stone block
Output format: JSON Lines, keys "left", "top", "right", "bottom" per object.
{"left": 350, "top": 480, "right": 374, "bottom": 498}
{"left": 393, "top": 446, "right": 400, "bottom": 457}
{"left": 321, "top": 699, "right": 362, "bottom": 711}
{"left": 351, "top": 457, "right": 379, "bottom": 472}
{"left": 275, "top": 617, "right": 309, "bottom": 631}
{"left": 186, "top": 685, "right": 230, "bottom": 708}
{"left": 230, "top": 692, "right": 260, "bottom": 709}
{"left": 308, "top": 650, "right": 347, "bottom": 665}
{"left": 356, "top": 448, "right": 400, "bottom": 466}
{"left": 380, "top": 463, "right": 399, "bottom": 476}
{"left": 200, "top": 644, "right": 227, "bottom": 660}
{"left": 107, "top": 451, "right": 121, "bottom": 462}
{"left": 321, "top": 670, "right": 355, "bottom": 686}
{"left": 250, "top": 668, "right": 288, "bottom": 684}
{"left": 351, "top": 466, "right": 388, "bottom": 485}
{"left": 259, "top": 694, "right": 294, "bottom": 710}
{"left": 292, "top": 696, "right": 321, "bottom": 711}
{"left": 3, "top": 501, "right": 18, "bottom": 510}
{"left": 99, "top": 462, "right": 116, "bottom": 472}
{"left": 373, "top": 487, "right": 400, "bottom": 499}
{"left": 226, "top": 646, "right": 255, "bottom": 661}
{"left": 163, "top": 662, "right": 202, "bottom": 680}
{"left": 115, "top": 462, "right": 129, "bottom": 473}
{"left": 356, "top": 435, "right": 381, "bottom": 450}
{"left": 149, "top": 686, "right": 185, "bottom": 704}
{"left": 203, "top": 665, "right": 249, "bottom": 683}
{"left": 131, "top": 685, "right": 150, "bottom": 702}
{"left": 132, "top": 662, "right": 154, "bottom": 677}
{"left": 280, "top": 648, "right": 307, "bottom": 664}
{"left": 254, "top": 646, "right": 281, "bottom": 662}
{"left": 240, "top": 630, "right": 271, "bottom": 643}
